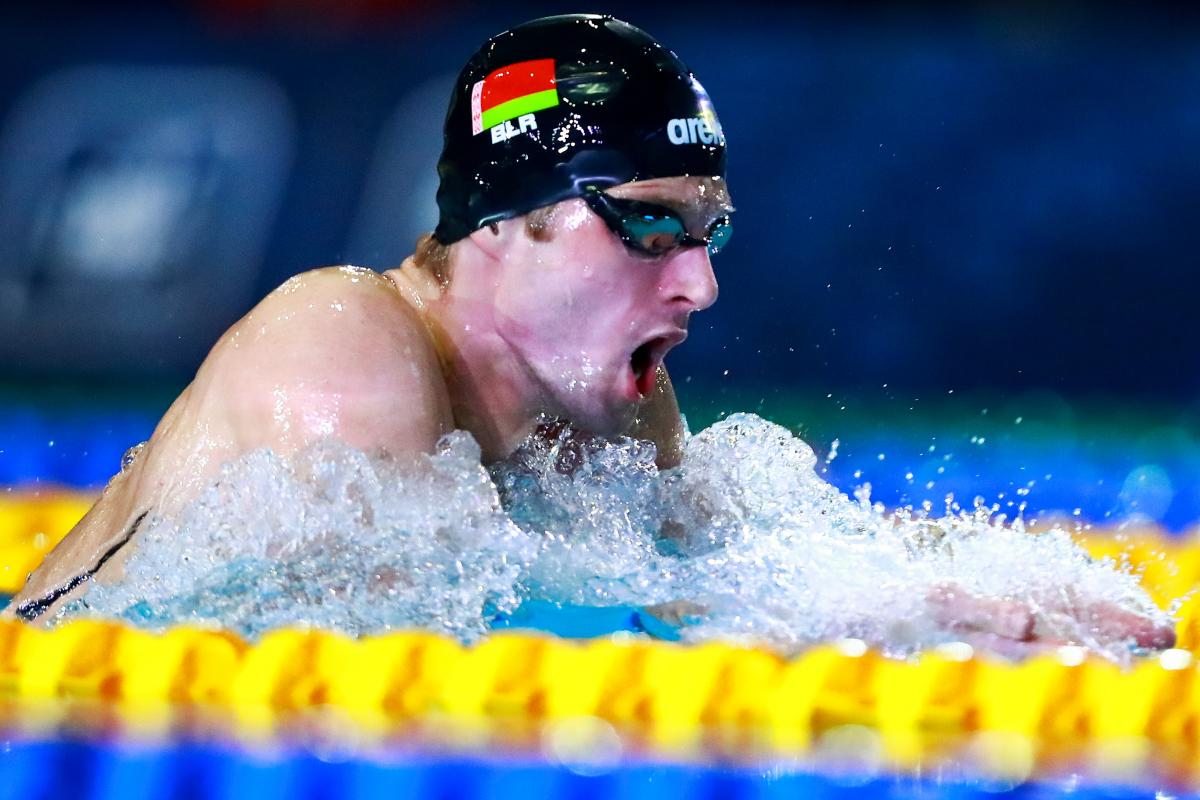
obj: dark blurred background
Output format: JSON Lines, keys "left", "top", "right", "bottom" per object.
{"left": 1, "top": 1, "right": 1198, "bottom": 527}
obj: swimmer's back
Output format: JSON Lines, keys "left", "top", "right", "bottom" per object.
{"left": 7, "top": 266, "right": 453, "bottom": 619}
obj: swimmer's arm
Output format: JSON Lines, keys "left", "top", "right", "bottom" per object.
{"left": 4, "top": 267, "right": 456, "bottom": 621}
{"left": 625, "top": 365, "right": 686, "bottom": 469}
{"left": 924, "top": 582, "right": 1175, "bottom": 655}
{"left": 216, "top": 266, "right": 455, "bottom": 456}
{"left": 904, "top": 519, "right": 1174, "bottom": 651}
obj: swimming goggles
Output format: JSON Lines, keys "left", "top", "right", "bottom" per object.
{"left": 582, "top": 188, "right": 733, "bottom": 257}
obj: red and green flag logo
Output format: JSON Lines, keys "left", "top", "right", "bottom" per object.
{"left": 471, "top": 58, "right": 559, "bottom": 136}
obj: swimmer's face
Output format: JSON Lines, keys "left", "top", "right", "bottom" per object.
{"left": 490, "top": 175, "right": 732, "bottom": 434}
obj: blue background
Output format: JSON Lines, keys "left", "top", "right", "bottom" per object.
{"left": 1, "top": 2, "right": 1198, "bottom": 527}
{"left": 2, "top": 3, "right": 1197, "bottom": 395}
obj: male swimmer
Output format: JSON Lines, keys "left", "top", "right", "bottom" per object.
{"left": 4, "top": 15, "right": 1175, "bottom": 651}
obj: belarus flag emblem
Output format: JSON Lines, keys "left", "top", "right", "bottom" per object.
{"left": 471, "top": 58, "right": 559, "bottom": 136}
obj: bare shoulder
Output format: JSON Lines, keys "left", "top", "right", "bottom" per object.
{"left": 4, "top": 266, "right": 455, "bottom": 620}
{"left": 197, "top": 265, "right": 454, "bottom": 455}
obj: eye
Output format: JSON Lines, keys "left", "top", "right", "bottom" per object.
{"left": 624, "top": 215, "right": 685, "bottom": 257}
{"left": 640, "top": 232, "right": 681, "bottom": 256}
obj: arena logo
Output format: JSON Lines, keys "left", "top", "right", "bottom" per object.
{"left": 490, "top": 113, "right": 538, "bottom": 144}
{"left": 666, "top": 116, "right": 725, "bottom": 146}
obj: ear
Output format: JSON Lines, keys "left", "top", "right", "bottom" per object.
{"left": 466, "top": 218, "right": 519, "bottom": 261}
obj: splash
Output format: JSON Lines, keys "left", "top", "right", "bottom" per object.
{"left": 62, "top": 414, "right": 1172, "bottom": 659}
{"left": 74, "top": 434, "right": 534, "bottom": 641}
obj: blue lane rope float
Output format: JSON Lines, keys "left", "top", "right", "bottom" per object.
{"left": 0, "top": 738, "right": 1186, "bottom": 800}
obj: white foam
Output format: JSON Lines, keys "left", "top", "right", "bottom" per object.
{"left": 61, "top": 414, "right": 1172, "bottom": 660}
{"left": 74, "top": 433, "right": 534, "bottom": 640}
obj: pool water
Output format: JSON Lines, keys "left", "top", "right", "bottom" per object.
{"left": 53, "top": 413, "right": 1171, "bottom": 663}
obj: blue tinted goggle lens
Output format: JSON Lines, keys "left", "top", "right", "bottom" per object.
{"left": 584, "top": 190, "right": 733, "bottom": 256}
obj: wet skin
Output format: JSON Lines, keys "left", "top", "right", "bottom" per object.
{"left": 2, "top": 175, "right": 1177, "bottom": 652}
{"left": 5, "top": 176, "right": 730, "bottom": 619}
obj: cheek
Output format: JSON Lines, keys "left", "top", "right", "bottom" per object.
{"left": 559, "top": 202, "right": 592, "bottom": 232}
{"left": 493, "top": 232, "right": 653, "bottom": 350}
{"left": 515, "top": 264, "right": 626, "bottom": 327}
{"left": 493, "top": 270, "right": 590, "bottom": 352}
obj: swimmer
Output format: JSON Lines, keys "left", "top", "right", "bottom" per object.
{"left": 3, "top": 15, "right": 1176, "bottom": 652}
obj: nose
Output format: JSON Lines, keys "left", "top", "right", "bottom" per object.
{"left": 661, "top": 245, "right": 719, "bottom": 311}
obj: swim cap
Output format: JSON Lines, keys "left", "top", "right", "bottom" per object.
{"left": 433, "top": 14, "right": 727, "bottom": 244}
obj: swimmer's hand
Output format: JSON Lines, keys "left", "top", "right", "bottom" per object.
{"left": 642, "top": 599, "right": 708, "bottom": 627}
{"left": 926, "top": 582, "right": 1176, "bottom": 659}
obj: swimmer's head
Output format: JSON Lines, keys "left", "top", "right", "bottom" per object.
{"left": 412, "top": 16, "right": 731, "bottom": 436}
{"left": 432, "top": 13, "right": 727, "bottom": 245}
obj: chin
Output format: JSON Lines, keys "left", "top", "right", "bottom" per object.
{"left": 554, "top": 397, "right": 637, "bottom": 438}
{"left": 534, "top": 358, "right": 635, "bottom": 436}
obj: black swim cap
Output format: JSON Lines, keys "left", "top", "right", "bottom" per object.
{"left": 433, "top": 14, "right": 727, "bottom": 244}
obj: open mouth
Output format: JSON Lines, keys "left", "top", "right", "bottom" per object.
{"left": 630, "top": 337, "right": 669, "bottom": 399}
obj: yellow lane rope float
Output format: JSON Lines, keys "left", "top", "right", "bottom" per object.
{"left": 0, "top": 492, "right": 93, "bottom": 592}
{"left": 0, "top": 621, "right": 1200, "bottom": 783}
